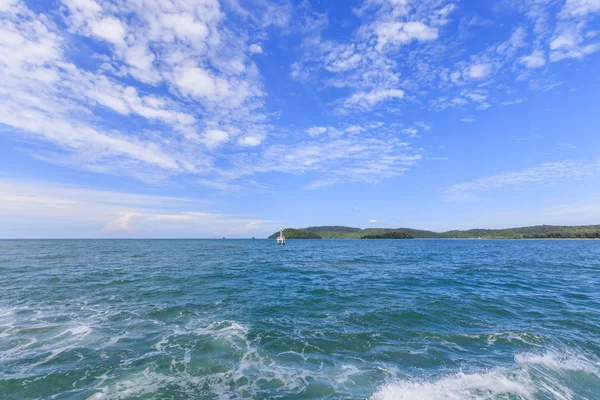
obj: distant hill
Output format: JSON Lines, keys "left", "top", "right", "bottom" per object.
{"left": 361, "top": 231, "right": 414, "bottom": 239}
{"left": 441, "top": 225, "right": 600, "bottom": 239}
{"left": 301, "top": 226, "right": 439, "bottom": 238}
{"left": 267, "top": 225, "right": 600, "bottom": 239}
{"left": 267, "top": 228, "right": 322, "bottom": 239}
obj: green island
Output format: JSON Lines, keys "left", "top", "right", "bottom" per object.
{"left": 267, "top": 228, "right": 322, "bottom": 239}
{"left": 268, "top": 225, "right": 600, "bottom": 239}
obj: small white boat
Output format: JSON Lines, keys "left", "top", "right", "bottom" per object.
{"left": 277, "top": 227, "right": 286, "bottom": 245}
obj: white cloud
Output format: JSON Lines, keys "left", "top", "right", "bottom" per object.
{"left": 2, "top": 0, "right": 599, "bottom": 200}
{"left": 197, "top": 179, "right": 242, "bottom": 192}
{"left": 560, "top": 0, "right": 600, "bottom": 17}
{"left": 345, "top": 125, "right": 363, "bottom": 134}
{"left": 559, "top": 143, "right": 578, "bottom": 149}
{"left": 550, "top": 38, "right": 600, "bottom": 61}
{"left": 374, "top": 21, "right": 438, "bottom": 50}
{"left": 401, "top": 127, "right": 418, "bottom": 137}
{"left": 549, "top": 0, "right": 600, "bottom": 61}
{"left": 464, "top": 91, "right": 488, "bottom": 103}
{"left": 174, "top": 67, "right": 231, "bottom": 101}
{"left": 0, "top": 0, "right": 19, "bottom": 12}
{"left": 88, "top": 16, "right": 126, "bottom": 47}
{"left": 306, "top": 126, "right": 328, "bottom": 136}
{"left": 344, "top": 89, "right": 405, "bottom": 110}
{"left": 237, "top": 134, "right": 264, "bottom": 147}
{"left": 219, "top": 125, "right": 422, "bottom": 189}
{"left": 502, "top": 98, "right": 527, "bottom": 106}
{"left": 468, "top": 63, "right": 493, "bottom": 79}
{"left": 520, "top": 50, "right": 546, "bottom": 68}
{"left": 203, "top": 129, "right": 229, "bottom": 149}
{"left": 104, "top": 212, "right": 139, "bottom": 231}
{"left": 369, "top": 219, "right": 379, "bottom": 224}
{"left": 290, "top": 0, "right": 455, "bottom": 114}
{"left": 0, "top": 0, "right": 277, "bottom": 183}
{"left": 0, "top": 0, "right": 427, "bottom": 192}
{"left": 249, "top": 44, "right": 263, "bottom": 54}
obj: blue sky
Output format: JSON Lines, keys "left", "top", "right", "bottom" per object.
{"left": 1, "top": 0, "right": 599, "bottom": 238}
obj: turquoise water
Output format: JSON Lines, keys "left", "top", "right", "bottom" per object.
{"left": 1, "top": 239, "right": 599, "bottom": 399}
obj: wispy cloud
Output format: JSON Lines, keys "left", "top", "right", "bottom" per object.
{"left": 559, "top": 143, "right": 578, "bottom": 149}
{"left": 220, "top": 128, "right": 423, "bottom": 189}
{"left": 445, "top": 160, "right": 600, "bottom": 200}
{"left": 550, "top": 0, "right": 600, "bottom": 61}
{"left": 502, "top": 98, "right": 528, "bottom": 106}
{"left": 0, "top": 179, "right": 275, "bottom": 237}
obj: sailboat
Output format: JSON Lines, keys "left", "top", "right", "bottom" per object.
{"left": 277, "top": 227, "right": 286, "bottom": 245}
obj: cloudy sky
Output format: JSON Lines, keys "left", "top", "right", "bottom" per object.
{"left": 0, "top": 0, "right": 599, "bottom": 238}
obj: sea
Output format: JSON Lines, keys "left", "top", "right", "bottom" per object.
{"left": 0, "top": 239, "right": 599, "bottom": 399}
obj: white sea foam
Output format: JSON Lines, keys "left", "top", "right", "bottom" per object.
{"left": 370, "top": 351, "right": 599, "bottom": 400}
{"left": 484, "top": 332, "right": 544, "bottom": 347}
{"left": 91, "top": 319, "right": 314, "bottom": 399}
{"left": 515, "top": 351, "right": 599, "bottom": 375}
{"left": 371, "top": 371, "right": 534, "bottom": 400}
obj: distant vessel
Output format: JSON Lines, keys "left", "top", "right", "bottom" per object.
{"left": 276, "top": 227, "right": 286, "bottom": 245}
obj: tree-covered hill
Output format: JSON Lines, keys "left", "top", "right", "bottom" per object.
{"left": 301, "top": 226, "right": 439, "bottom": 238}
{"left": 268, "top": 225, "right": 600, "bottom": 239}
{"left": 301, "top": 226, "right": 364, "bottom": 238}
{"left": 361, "top": 231, "right": 414, "bottom": 239}
{"left": 267, "top": 229, "right": 322, "bottom": 239}
{"left": 441, "top": 225, "right": 600, "bottom": 239}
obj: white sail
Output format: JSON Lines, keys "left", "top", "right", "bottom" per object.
{"left": 277, "top": 226, "right": 285, "bottom": 245}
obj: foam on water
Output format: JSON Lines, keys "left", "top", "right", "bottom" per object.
{"left": 88, "top": 318, "right": 315, "bottom": 399}
{"left": 370, "top": 351, "right": 600, "bottom": 400}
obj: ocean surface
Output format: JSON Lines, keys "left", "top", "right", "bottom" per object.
{"left": 1, "top": 239, "right": 599, "bottom": 399}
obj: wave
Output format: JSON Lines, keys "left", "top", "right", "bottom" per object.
{"left": 370, "top": 351, "right": 600, "bottom": 400}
